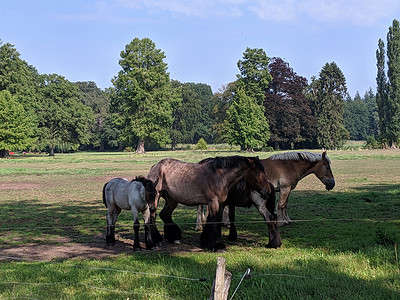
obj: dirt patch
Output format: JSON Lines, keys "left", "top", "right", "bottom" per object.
{"left": 0, "top": 182, "right": 44, "bottom": 190}
{"left": 0, "top": 235, "right": 204, "bottom": 262}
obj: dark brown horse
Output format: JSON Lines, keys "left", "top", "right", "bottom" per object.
{"left": 197, "top": 151, "right": 335, "bottom": 237}
{"left": 147, "top": 156, "right": 280, "bottom": 251}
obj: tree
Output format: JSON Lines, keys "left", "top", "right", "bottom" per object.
{"left": 110, "top": 38, "right": 178, "bottom": 153}
{"left": 170, "top": 81, "right": 214, "bottom": 148}
{"left": 363, "top": 88, "right": 380, "bottom": 137}
{"left": 343, "top": 92, "right": 369, "bottom": 140}
{"left": 310, "top": 62, "right": 349, "bottom": 149}
{"left": 36, "top": 74, "right": 94, "bottom": 156}
{"left": 264, "top": 57, "right": 317, "bottom": 150}
{"left": 75, "top": 81, "right": 110, "bottom": 150}
{"left": 376, "top": 19, "right": 400, "bottom": 147}
{"left": 0, "top": 90, "right": 36, "bottom": 157}
{"left": 237, "top": 47, "right": 272, "bottom": 105}
{"left": 226, "top": 86, "right": 270, "bottom": 151}
{"left": 211, "top": 82, "right": 237, "bottom": 143}
{"left": 0, "top": 41, "right": 39, "bottom": 119}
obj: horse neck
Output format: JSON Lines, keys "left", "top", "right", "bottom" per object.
{"left": 297, "top": 159, "right": 319, "bottom": 180}
{"left": 222, "top": 166, "right": 246, "bottom": 191}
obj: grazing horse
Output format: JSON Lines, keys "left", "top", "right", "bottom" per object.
{"left": 147, "top": 156, "right": 276, "bottom": 251}
{"left": 103, "top": 176, "right": 162, "bottom": 250}
{"left": 196, "top": 151, "right": 335, "bottom": 236}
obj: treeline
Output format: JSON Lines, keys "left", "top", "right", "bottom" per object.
{"left": 1, "top": 20, "right": 400, "bottom": 156}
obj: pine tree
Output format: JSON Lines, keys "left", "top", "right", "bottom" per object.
{"left": 311, "top": 62, "right": 349, "bottom": 149}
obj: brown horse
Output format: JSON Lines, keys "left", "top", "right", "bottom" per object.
{"left": 147, "top": 156, "right": 279, "bottom": 251}
{"left": 196, "top": 151, "right": 335, "bottom": 236}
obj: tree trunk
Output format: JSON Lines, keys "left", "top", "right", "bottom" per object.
{"left": 49, "top": 146, "right": 55, "bottom": 156}
{"left": 136, "top": 139, "right": 145, "bottom": 154}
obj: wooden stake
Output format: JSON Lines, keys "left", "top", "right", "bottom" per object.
{"left": 210, "top": 257, "right": 232, "bottom": 300}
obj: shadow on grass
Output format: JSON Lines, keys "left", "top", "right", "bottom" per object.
{"left": 0, "top": 185, "right": 399, "bottom": 299}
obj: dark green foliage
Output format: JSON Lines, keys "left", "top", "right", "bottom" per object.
{"left": 110, "top": 38, "right": 178, "bottom": 153}
{"left": 36, "top": 74, "right": 94, "bottom": 155}
{"left": 310, "top": 62, "right": 349, "bottom": 149}
{"left": 344, "top": 92, "right": 369, "bottom": 140}
{"left": 75, "top": 81, "right": 111, "bottom": 150}
{"left": 170, "top": 81, "right": 214, "bottom": 148}
{"left": 376, "top": 19, "right": 400, "bottom": 147}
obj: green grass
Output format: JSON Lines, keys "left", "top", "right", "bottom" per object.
{"left": 0, "top": 149, "right": 399, "bottom": 299}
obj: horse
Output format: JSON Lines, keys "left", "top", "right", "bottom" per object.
{"left": 223, "top": 180, "right": 281, "bottom": 247}
{"left": 147, "top": 156, "right": 278, "bottom": 251}
{"left": 196, "top": 151, "right": 335, "bottom": 237}
{"left": 103, "top": 176, "right": 162, "bottom": 250}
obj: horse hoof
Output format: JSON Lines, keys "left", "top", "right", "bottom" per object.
{"left": 173, "top": 240, "right": 181, "bottom": 245}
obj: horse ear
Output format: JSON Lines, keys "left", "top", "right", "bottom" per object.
{"left": 322, "top": 151, "right": 327, "bottom": 159}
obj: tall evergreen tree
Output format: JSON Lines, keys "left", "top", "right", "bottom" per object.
{"left": 310, "top": 62, "right": 349, "bottom": 149}
{"left": 110, "top": 38, "right": 178, "bottom": 153}
{"left": 386, "top": 19, "right": 400, "bottom": 147}
{"left": 376, "top": 38, "right": 389, "bottom": 140}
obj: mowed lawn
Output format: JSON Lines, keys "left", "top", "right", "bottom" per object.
{"left": 0, "top": 149, "right": 399, "bottom": 299}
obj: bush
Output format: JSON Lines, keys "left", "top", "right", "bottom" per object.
{"left": 195, "top": 138, "right": 207, "bottom": 150}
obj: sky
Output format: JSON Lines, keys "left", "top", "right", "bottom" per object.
{"left": 2, "top": 0, "right": 400, "bottom": 97}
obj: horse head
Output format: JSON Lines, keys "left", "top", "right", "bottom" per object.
{"left": 135, "top": 176, "right": 157, "bottom": 211}
{"left": 315, "top": 151, "right": 335, "bottom": 190}
{"left": 244, "top": 156, "right": 272, "bottom": 198}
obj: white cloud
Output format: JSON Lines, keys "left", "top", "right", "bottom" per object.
{"left": 114, "top": 0, "right": 400, "bottom": 25}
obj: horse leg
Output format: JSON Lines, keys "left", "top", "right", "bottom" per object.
{"left": 106, "top": 205, "right": 121, "bottom": 245}
{"left": 200, "top": 199, "right": 224, "bottom": 251}
{"left": 251, "top": 191, "right": 282, "bottom": 248}
{"left": 142, "top": 207, "right": 159, "bottom": 250}
{"left": 222, "top": 206, "right": 230, "bottom": 226}
{"left": 131, "top": 207, "right": 142, "bottom": 250}
{"left": 195, "top": 205, "right": 206, "bottom": 231}
{"left": 277, "top": 188, "right": 292, "bottom": 226}
{"left": 159, "top": 196, "right": 181, "bottom": 244}
{"left": 227, "top": 205, "right": 237, "bottom": 241}
{"left": 266, "top": 213, "right": 282, "bottom": 248}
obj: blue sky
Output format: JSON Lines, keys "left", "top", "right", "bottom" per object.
{"left": 2, "top": 1, "right": 400, "bottom": 97}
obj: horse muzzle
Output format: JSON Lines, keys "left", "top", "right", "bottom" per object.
{"left": 325, "top": 179, "right": 335, "bottom": 191}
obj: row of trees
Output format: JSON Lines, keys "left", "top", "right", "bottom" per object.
{"left": 1, "top": 20, "right": 400, "bottom": 156}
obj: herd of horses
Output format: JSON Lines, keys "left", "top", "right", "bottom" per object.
{"left": 102, "top": 151, "right": 335, "bottom": 251}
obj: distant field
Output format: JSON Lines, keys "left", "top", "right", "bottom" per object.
{"left": 0, "top": 149, "right": 399, "bottom": 299}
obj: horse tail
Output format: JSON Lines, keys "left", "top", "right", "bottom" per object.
{"left": 102, "top": 182, "right": 108, "bottom": 208}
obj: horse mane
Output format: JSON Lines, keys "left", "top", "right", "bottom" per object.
{"left": 268, "top": 151, "right": 331, "bottom": 164}
{"left": 199, "top": 156, "right": 265, "bottom": 172}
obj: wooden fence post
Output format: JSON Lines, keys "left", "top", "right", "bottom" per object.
{"left": 209, "top": 257, "right": 232, "bottom": 300}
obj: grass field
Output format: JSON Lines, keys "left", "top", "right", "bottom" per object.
{"left": 0, "top": 149, "right": 399, "bottom": 299}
